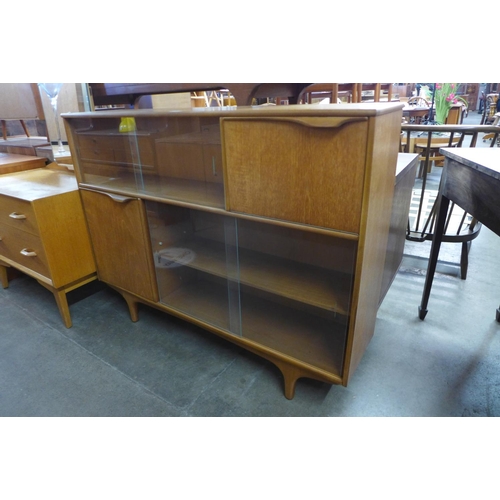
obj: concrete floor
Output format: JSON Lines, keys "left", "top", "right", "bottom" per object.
{"left": 1, "top": 109, "right": 499, "bottom": 417}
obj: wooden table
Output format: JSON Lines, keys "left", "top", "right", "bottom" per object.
{"left": 402, "top": 105, "right": 429, "bottom": 123}
{"left": 418, "top": 148, "right": 500, "bottom": 321}
{"left": 88, "top": 83, "right": 313, "bottom": 107}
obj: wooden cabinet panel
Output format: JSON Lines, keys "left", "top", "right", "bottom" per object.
{"left": 222, "top": 117, "right": 368, "bottom": 232}
{"left": 80, "top": 189, "right": 158, "bottom": 302}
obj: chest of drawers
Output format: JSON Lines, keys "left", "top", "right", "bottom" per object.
{"left": 0, "top": 168, "right": 97, "bottom": 327}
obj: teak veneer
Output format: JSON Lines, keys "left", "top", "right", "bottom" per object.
{"left": 0, "top": 168, "right": 97, "bottom": 327}
{"left": 63, "top": 103, "right": 403, "bottom": 398}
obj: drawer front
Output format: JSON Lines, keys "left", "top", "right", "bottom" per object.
{"left": 80, "top": 145, "right": 116, "bottom": 163}
{"left": 121, "top": 136, "right": 155, "bottom": 168}
{"left": 79, "top": 134, "right": 155, "bottom": 169}
{"left": 0, "top": 195, "right": 39, "bottom": 235}
{"left": 0, "top": 223, "right": 50, "bottom": 278}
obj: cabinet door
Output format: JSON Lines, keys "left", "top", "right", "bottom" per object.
{"left": 145, "top": 202, "right": 356, "bottom": 377}
{"left": 222, "top": 116, "right": 368, "bottom": 232}
{"left": 80, "top": 189, "right": 158, "bottom": 302}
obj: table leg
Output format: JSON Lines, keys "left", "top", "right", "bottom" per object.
{"left": 419, "top": 194, "right": 451, "bottom": 320}
{"left": 496, "top": 306, "right": 500, "bottom": 323}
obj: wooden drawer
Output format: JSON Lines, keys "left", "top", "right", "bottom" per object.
{"left": 78, "top": 134, "right": 155, "bottom": 169}
{"left": 123, "top": 136, "right": 156, "bottom": 168}
{"left": 0, "top": 195, "right": 39, "bottom": 235}
{"left": 0, "top": 223, "right": 50, "bottom": 278}
{"left": 80, "top": 145, "right": 116, "bottom": 163}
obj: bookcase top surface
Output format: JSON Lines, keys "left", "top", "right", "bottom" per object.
{"left": 62, "top": 103, "right": 404, "bottom": 120}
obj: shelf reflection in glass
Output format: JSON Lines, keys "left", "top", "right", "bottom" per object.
{"left": 146, "top": 202, "right": 356, "bottom": 373}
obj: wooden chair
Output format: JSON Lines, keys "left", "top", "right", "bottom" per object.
{"left": 401, "top": 123, "right": 500, "bottom": 279}
{"left": 297, "top": 83, "right": 361, "bottom": 104}
{"left": 480, "top": 94, "right": 498, "bottom": 125}
{"left": 407, "top": 96, "right": 430, "bottom": 107}
{"left": 482, "top": 112, "right": 500, "bottom": 145}
{"left": 413, "top": 135, "right": 463, "bottom": 177}
{"left": 1, "top": 119, "right": 31, "bottom": 140}
{"left": 360, "top": 83, "right": 394, "bottom": 102}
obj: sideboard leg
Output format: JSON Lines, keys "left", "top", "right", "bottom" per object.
{"left": 36, "top": 280, "right": 72, "bottom": 328}
{"left": 273, "top": 361, "right": 301, "bottom": 400}
{"left": 0, "top": 265, "right": 8, "bottom": 289}
{"left": 53, "top": 289, "right": 72, "bottom": 328}
{"left": 283, "top": 375, "right": 299, "bottom": 400}
{"left": 121, "top": 292, "right": 139, "bottom": 322}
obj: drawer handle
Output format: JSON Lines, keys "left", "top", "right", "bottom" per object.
{"left": 9, "top": 212, "right": 27, "bottom": 220}
{"left": 20, "top": 248, "right": 37, "bottom": 257}
{"left": 104, "top": 193, "right": 136, "bottom": 203}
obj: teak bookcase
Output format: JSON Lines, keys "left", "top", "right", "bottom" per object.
{"left": 63, "top": 103, "right": 403, "bottom": 398}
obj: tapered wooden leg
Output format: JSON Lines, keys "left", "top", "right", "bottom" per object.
{"left": 283, "top": 375, "right": 299, "bottom": 400}
{"left": 121, "top": 291, "right": 139, "bottom": 322}
{"left": 0, "top": 265, "right": 8, "bottom": 289}
{"left": 274, "top": 360, "right": 303, "bottom": 400}
{"left": 36, "top": 280, "right": 72, "bottom": 328}
{"left": 53, "top": 289, "right": 72, "bottom": 328}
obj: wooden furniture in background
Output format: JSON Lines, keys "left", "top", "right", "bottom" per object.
{"left": 481, "top": 93, "right": 499, "bottom": 125}
{"left": 380, "top": 153, "right": 418, "bottom": 305}
{"left": 0, "top": 83, "right": 46, "bottom": 142}
{"left": 419, "top": 148, "right": 500, "bottom": 322}
{"left": 297, "top": 84, "right": 361, "bottom": 104}
{"left": 360, "top": 83, "right": 394, "bottom": 102}
{"left": 0, "top": 83, "right": 45, "bottom": 121}
{"left": 88, "top": 83, "right": 313, "bottom": 107}
{"left": 63, "top": 103, "right": 403, "bottom": 399}
{"left": 0, "top": 153, "right": 46, "bottom": 175}
{"left": 401, "top": 123, "right": 500, "bottom": 279}
{"left": 0, "top": 168, "right": 97, "bottom": 327}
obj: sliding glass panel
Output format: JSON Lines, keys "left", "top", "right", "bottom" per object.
{"left": 235, "top": 218, "right": 356, "bottom": 376}
{"left": 66, "top": 114, "right": 225, "bottom": 208}
{"left": 146, "top": 202, "right": 241, "bottom": 335}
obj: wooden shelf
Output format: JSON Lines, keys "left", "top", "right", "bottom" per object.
{"left": 82, "top": 173, "right": 225, "bottom": 208}
{"left": 156, "top": 236, "right": 352, "bottom": 315}
{"left": 163, "top": 279, "right": 346, "bottom": 375}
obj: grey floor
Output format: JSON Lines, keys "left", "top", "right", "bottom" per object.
{"left": 1, "top": 109, "right": 499, "bottom": 417}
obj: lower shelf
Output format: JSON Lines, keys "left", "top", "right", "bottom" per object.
{"left": 162, "top": 278, "right": 347, "bottom": 377}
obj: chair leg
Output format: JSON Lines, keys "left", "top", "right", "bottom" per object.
{"left": 460, "top": 241, "right": 470, "bottom": 280}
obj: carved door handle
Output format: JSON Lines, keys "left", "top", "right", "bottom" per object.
{"left": 20, "top": 248, "right": 37, "bottom": 257}
{"left": 9, "top": 212, "right": 27, "bottom": 220}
